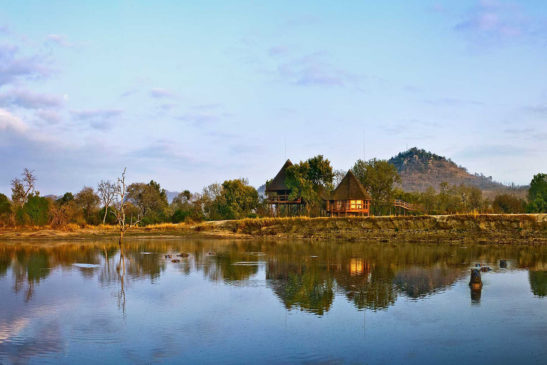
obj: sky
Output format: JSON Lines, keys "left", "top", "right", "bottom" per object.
{"left": 0, "top": 0, "right": 546, "bottom": 195}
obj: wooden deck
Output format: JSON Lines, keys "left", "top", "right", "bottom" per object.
{"left": 267, "top": 194, "right": 302, "bottom": 205}
{"left": 393, "top": 199, "right": 415, "bottom": 211}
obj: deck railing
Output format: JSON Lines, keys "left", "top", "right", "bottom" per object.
{"left": 267, "top": 194, "right": 302, "bottom": 204}
{"left": 393, "top": 199, "right": 414, "bottom": 211}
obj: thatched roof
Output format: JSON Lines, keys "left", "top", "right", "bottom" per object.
{"left": 266, "top": 159, "right": 293, "bottom": 192}
{"left": 331, "top": 171, "right": 371, "bottom": 201}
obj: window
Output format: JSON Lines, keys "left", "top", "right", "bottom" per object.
{"left": 350, "top": 200, "right": 362, "bottom": 209}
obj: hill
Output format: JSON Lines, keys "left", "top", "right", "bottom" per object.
{"left": 388, "top": 148, "right": 525, "bottom": 196}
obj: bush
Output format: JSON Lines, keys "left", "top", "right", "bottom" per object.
{"left": 18, "top": 195, "right": 50, "bottom": 226}
{"left": 492, "top": 194, "right": 525, "bottom": 213}
{"left": 172, "top": 209, "right": 190, "bottom": 223}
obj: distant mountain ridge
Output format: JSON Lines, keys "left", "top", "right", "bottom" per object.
{"left": 388, "top": 147, "right": 517, "bottom": 193}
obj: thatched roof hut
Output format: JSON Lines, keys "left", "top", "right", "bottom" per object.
{"left": 266, "top": 159, "right": 293, "bottom": 193}
{"left": 331, "top": 171, "right": 371, "bottom": 201}
{"left": 328, "top": 171, "right": 371, "bottom": 216}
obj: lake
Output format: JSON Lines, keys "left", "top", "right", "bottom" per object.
{"left": 0, "top": 239, "right": 545, "bottom": 364}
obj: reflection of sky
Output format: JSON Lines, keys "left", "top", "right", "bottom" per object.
{"left": 0, "top": 250, "right": 545, "bottom": 363}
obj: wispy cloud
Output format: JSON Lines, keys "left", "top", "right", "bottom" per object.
{"left": 149, "top": 88, "right": 177, "bottom": 99}
{"left": 503, "top": 127, "right": 547, "bottom": 141}
{"left": 36, "top": 109, "right": 62, "bottom": 124}
{"left": 276, "top": 51, "right": 364, "bottom": 88}
{"left": 177, "top": 104, "right": 231, "bottom": 126}
{"left": 130, "top": 139, "right": 199, "bottom": 166}
{"left": 177, "top": 112, "right": 222, "bottom": 125}
{"left": 46, "top": 34, "right": 75, "bottom": 48}
{"left": 0, "top": 89, "right": 63, "bottom": 109}
{"left": 424, "top": 97, "right": 484, "bottom": 107}
{"left": 524, "top": 104, "right": 547, "bottom": 115}
{"left": 455, "top": 144, "right": 530, "bottom": 159}
{"left": 454, "top": 0, "right": 541, "bottom": 47}
{"left": 0, "top": 44, "right": 52, "bottom": 86}
{"left": 71, "top": 108, "right": 122, "bottom": 130}
{"left": 268, "top": 45, "right": 291, "bottom": 57}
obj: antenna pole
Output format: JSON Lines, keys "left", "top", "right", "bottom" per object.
{"left": 362, "top": 129, "right": 366, "bottom": 161}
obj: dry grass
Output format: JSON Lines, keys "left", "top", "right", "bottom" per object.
{"left": 0, "top": 214, "right": 545, "bottom": 243}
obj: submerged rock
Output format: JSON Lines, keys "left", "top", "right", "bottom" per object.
{"left": 500, "top": 260, "right": 507, "bottom": 268}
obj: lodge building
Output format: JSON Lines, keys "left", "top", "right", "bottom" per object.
{"left": 265, "top": 160, "right": 304, "bottom": 214}
{"left": 266, "top": 160, "right": 372, "bottom": 217}
{"left": 326, "top": 171, "right": 371, "bottom": 216}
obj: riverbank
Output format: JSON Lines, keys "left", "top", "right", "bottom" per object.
{"left": 1, "top": 214, "right": 546, "bottom": 244}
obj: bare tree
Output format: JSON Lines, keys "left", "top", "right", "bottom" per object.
{"left": 11, "top": 168, "right": 37, "bottom": 207}
{"left": 97, "top": 180, "right": 116, "bottom": 224}
{"left": 111, "top": 168, "right": 141, "bottom": 248}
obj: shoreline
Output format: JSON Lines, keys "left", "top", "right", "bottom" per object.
{"left": 0, "top": 214, "right": 546, "bottom": 244}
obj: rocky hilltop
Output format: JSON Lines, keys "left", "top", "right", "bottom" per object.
{"left": 388, "top": 148, "right": 520, "bottom": 194}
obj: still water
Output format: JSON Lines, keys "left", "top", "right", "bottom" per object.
{"left": 0, "top": 239, "right": 545, "bottom": 364}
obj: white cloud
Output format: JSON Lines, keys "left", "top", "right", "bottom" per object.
{"left": 0, "top": 108, "right": 28, "bottom": 133}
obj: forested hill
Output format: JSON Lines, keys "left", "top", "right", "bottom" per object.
{"left": 388, "top": 148, "right": 512, "bottom": 193}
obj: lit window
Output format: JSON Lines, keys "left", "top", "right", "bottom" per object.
{"left": 350, "top": 200, "right": 362, "bottom": 209}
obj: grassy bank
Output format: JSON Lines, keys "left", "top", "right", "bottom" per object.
{"left": 0, "top": 214, "right": 546, "bottom": 244}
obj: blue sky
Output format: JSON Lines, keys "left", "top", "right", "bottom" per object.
{"left": 0, "top": 0, "right": 546, "bottom": 195}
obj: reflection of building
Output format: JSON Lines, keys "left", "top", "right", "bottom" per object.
{"left": 265, "top": 160, "right": 305, "bottom": 215}
{"left": 350, "top": 258, "right": 371, "bottom": 277}
{"left": 327, "top": 171, "right": 371, "bottom": 216}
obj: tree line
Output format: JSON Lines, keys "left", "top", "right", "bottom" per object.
{"left": 0, "top": 161, "right": 545, "bottom": 227}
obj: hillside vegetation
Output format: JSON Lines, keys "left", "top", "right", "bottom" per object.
{"left": 388, "top": 148, "right": 524, "bottom": 196}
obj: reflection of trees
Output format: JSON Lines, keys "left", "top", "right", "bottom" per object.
{"left": 529, "top": 271, "right": 546, "bottom": 297}
{"left": 334, "top": 263, "right": 397, "bottom": 310}
{"left": 394, "top": 266, "right": 464, "bottom": 299}
{"left": 201, "top": 253, "right": 259, "bottom": 283}
{"left": 1, "top": 240, "right": 546, "bottom": 311}
{"left": 13, "top": 250, "right": 50, "bottom": 301}
{"left": 268, "top": 260, "right": 334, "bottom": 315}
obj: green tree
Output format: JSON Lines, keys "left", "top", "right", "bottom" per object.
{"left": 127, "top": 180, "right": 169, "bottom": 224}
{"left": 18, "top": 195, "right": 49, "bottom": 226}
{"left": 56, "top": 192, "right": 74, "bottom": 205}
{"left": 527, "top": 173, "right": 547, "bottom": 213}
{"left": 352, "top": 159, "right": 400, "bottom": 215}
{"left": 420, "top": 186, "right": 437, "bottom": 214}
{"left": 75, "top": 187, "right": 100, "bottom": 224}
{"left": 0, "top": 193, "right": 11, "bottom": 226}
{"left": 215, "top": 179, "right": 259, "bottom": 219}
{"left": 196, "top": 183, "right": 223, "bottom": 220}
{"left": 286, "top": 155, "right": 334, "bottom": 215}
{"left": 171, "top": 190, "right": 194, "bottom": 223}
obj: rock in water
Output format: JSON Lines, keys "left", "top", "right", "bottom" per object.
{"left": 469, "top": 269, "right": 482, "bottom": 285}
{"left": 500, "top": 260, "right": 507, "bottom": 268}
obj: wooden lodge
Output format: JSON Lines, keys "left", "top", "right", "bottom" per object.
{"left": 266, "top": 160, "right": 304, "bottom": 214}
{"left": 327, "top": 171, "right": 371, "bottom": 216}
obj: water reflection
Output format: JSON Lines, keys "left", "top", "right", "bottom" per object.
{"left": 529, "top": 270, "right": 546, "bottom": 297}
{"left": 1, "top": 241, "right": 545, "bottom": 314}
{"left": 1, "top": 240, "right": 546, "bottom": 364}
